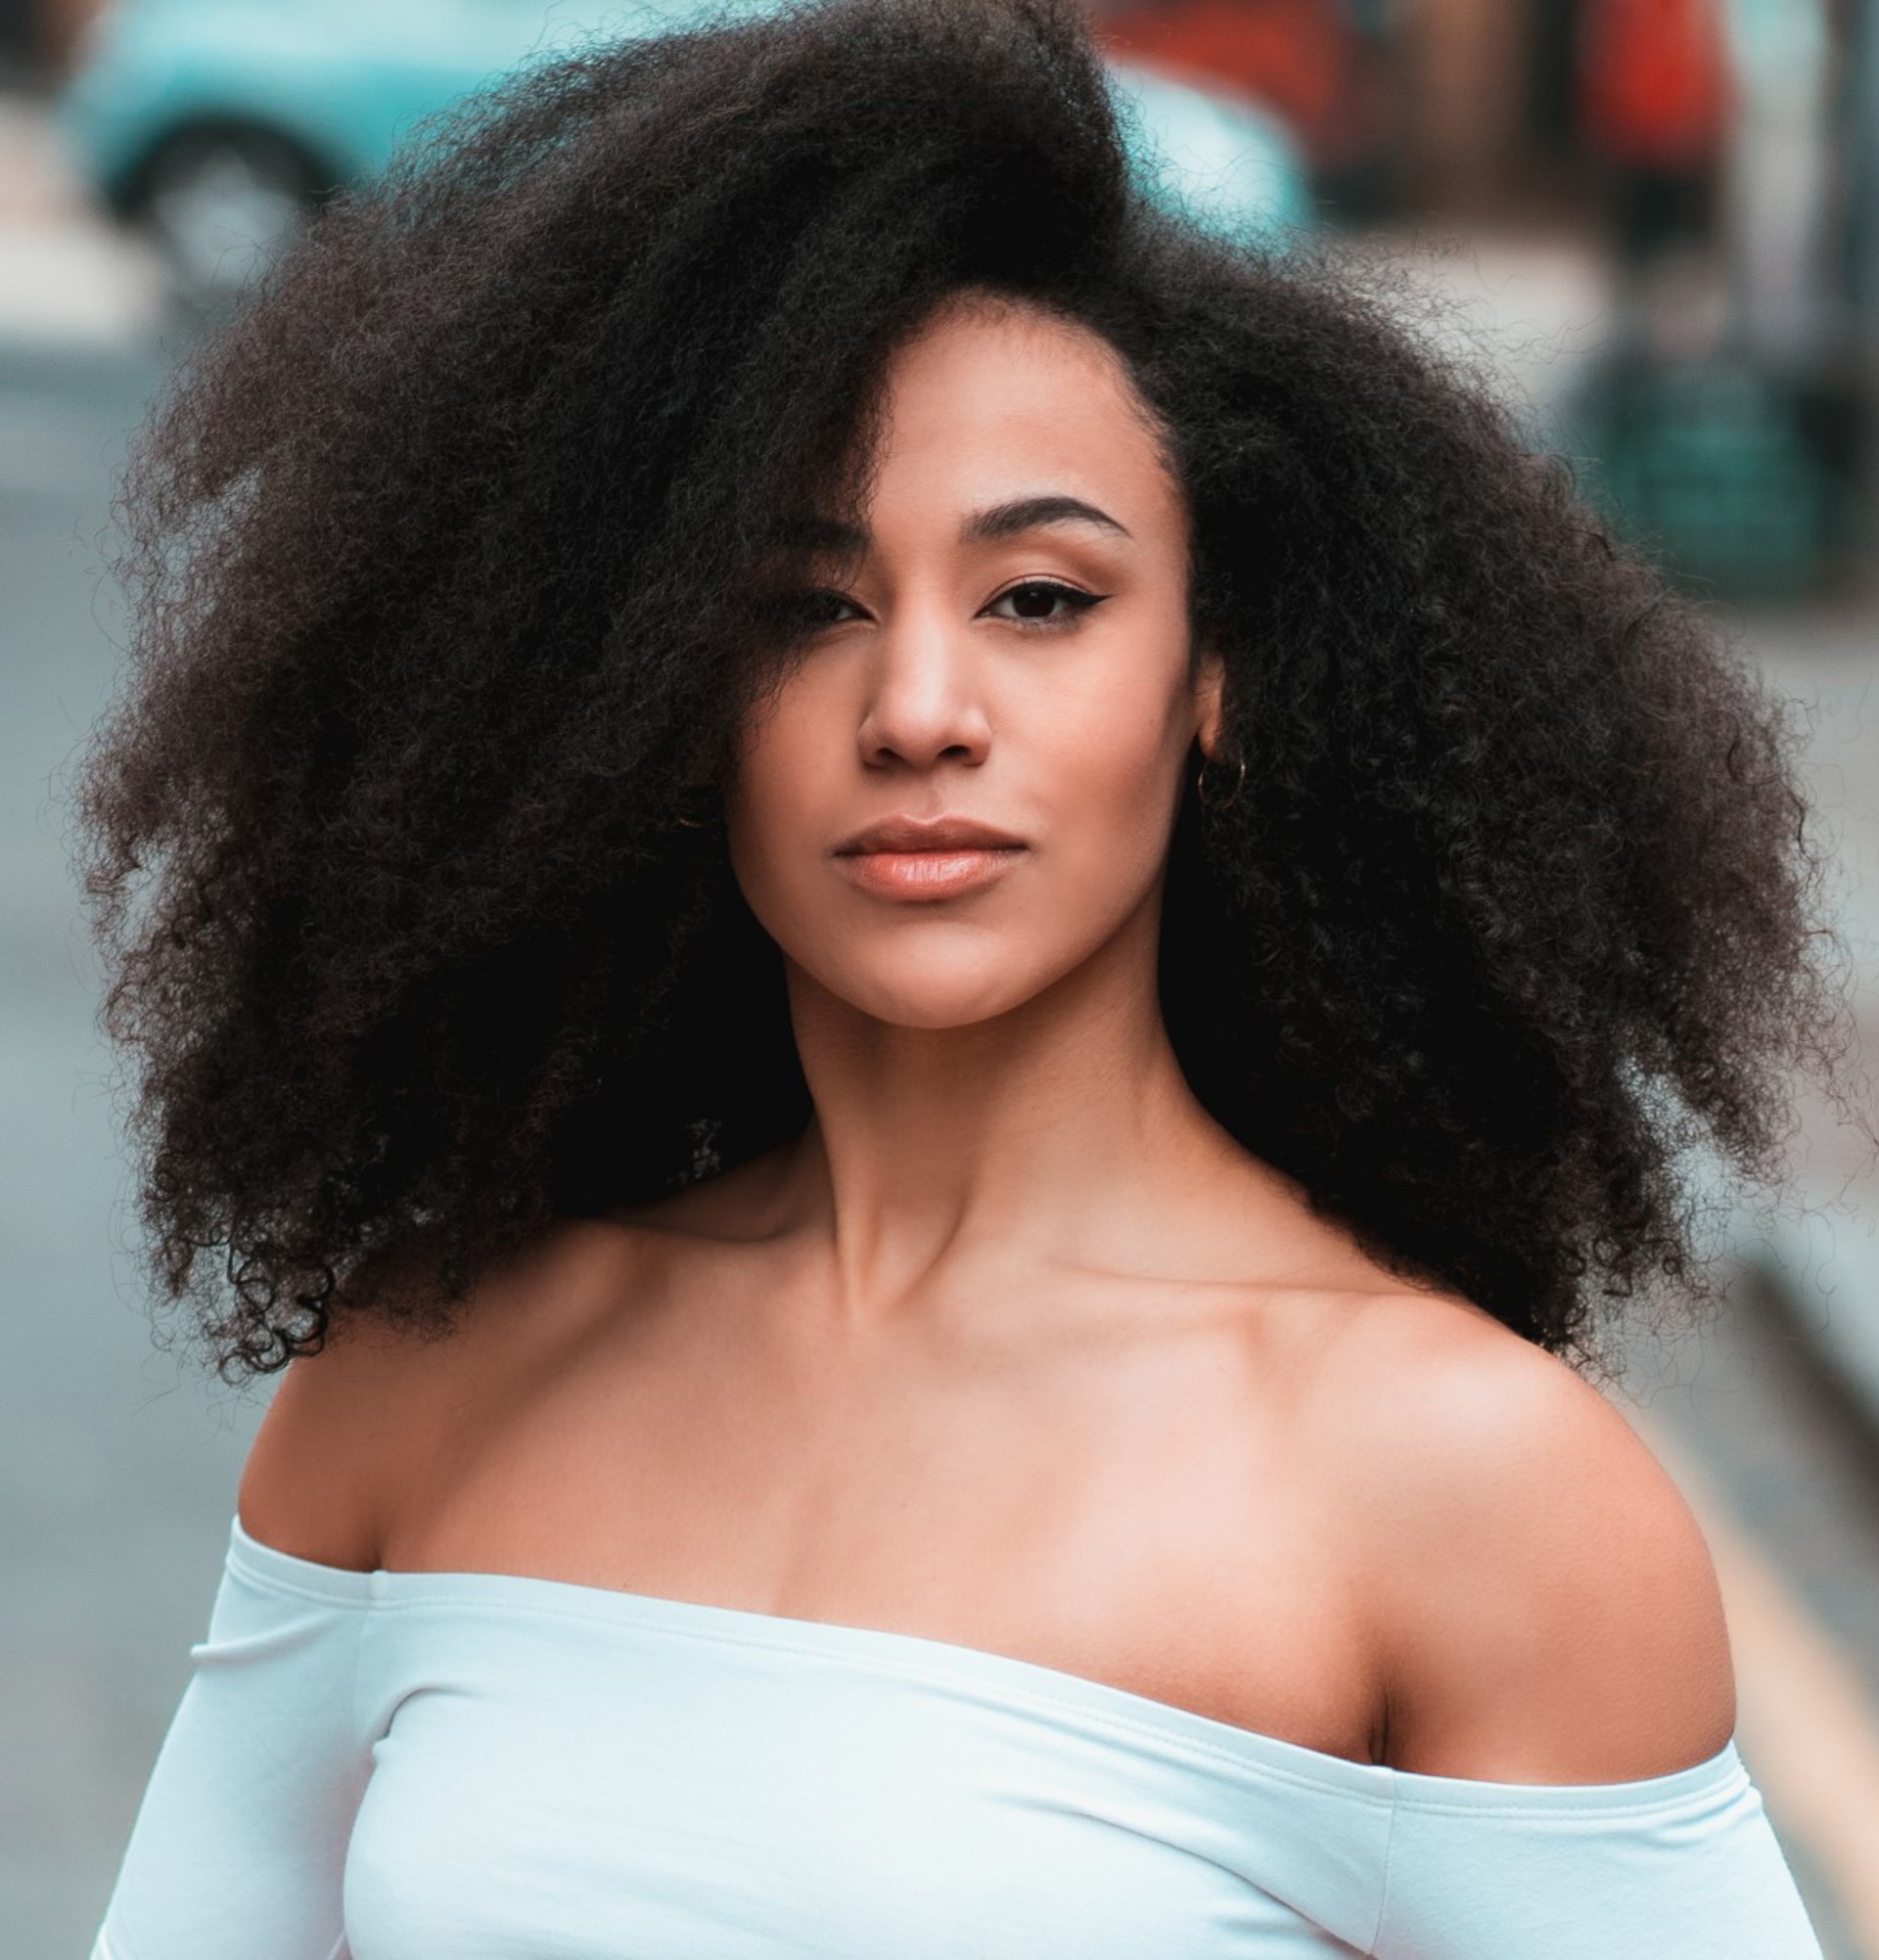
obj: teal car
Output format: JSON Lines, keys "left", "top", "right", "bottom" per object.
{"left": 58, "top": 0, "right": 1311, "bottom": 313}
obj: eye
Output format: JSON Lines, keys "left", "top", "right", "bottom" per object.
{"left": 983, "top": 580, "right": 1110, "bottom": 632}
{"left": 770, "top": 579, "right": 1110, "bottom": 638}
{"left": 771, "top": 588, "right": 863, "bottom": 634}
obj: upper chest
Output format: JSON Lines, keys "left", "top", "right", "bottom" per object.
{"left": 377, "top": 1230, "right": 1388, "bottom": 1765}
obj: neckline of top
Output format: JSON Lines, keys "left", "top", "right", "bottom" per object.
{"left": 226, "top": 1511, "right": 1743, "bottom": 1814}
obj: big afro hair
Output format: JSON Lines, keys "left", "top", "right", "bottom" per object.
{"left": 77, "top": 0, "right": 1841, "bottom": 1383}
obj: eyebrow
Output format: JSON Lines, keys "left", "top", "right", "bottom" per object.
{"left": 786, "top": 494, "right": 1132, "bottom": 556}
{"left": 961, "top": 494, "right": 1132, "bottom": 544}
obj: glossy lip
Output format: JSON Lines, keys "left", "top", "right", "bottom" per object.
{"left": 834, "top": 814, "right": 1027, "bottom": 855}
{"left": 833, "top": 813, "right": 1029, "bottom": 903}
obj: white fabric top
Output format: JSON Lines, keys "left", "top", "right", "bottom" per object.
{"left": 92, "top": 1513, "right": 1824, "bottom": 1959}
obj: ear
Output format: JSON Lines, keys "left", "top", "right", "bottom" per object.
{"left": 1192, "top": 648, "right": 1226, "bottom": 759}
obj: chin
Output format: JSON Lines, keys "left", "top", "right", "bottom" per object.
{"left": 808, "top": 939, "right": 1073, "bottom": 1031}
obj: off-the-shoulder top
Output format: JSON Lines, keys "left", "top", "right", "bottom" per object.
{"left": 90, "top": 1513, "right": 1824, "bottom": 1958}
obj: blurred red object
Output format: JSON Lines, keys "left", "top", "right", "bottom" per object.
{"left": 1096, "top": 0, "right": 1367, "bottom": 169}
{"left": 1579, "top": 0, "right": 1732, "bottom": 168}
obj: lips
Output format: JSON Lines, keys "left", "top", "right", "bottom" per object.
{"left": 834, "top": 815, "right": 1027, "bottom": 854}
{"left": 833, "top": 814, "right": 1028, "bottom": 902}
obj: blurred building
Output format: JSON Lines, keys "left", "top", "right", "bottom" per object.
{"left": 1095, "top": 0, "right": 1869, "bottom": 597}
{"left": 15, "top": 0, "right": 1877, "bottom": 595}
{"left": 7, "top": 0, "right": 86, "bottom": 71}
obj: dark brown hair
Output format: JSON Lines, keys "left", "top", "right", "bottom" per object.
{"left": 77, "top": 0, "right": 1843, "bottom": 1383}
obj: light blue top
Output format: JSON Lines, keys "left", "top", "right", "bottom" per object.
{"left": 93, "top": 1513, "right": 1824, "bottom": 1958}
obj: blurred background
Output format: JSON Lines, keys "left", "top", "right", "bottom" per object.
{"left": 3, "top": 0, "right": 1877, "bottom": 1951}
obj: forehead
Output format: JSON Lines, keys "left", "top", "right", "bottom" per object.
{"left": 855, "top": 296, "right": 1182, "bottom": 536}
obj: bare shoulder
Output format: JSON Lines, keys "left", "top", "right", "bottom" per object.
{"left": 1306, "top": 1291, "right": 1735, "bottom": 1783}
{"left": 237, "top": 1216, "right": 649, "bottom": 1570}
{"left": 237, "top": 1297, "right": 443, "bottom": 1571}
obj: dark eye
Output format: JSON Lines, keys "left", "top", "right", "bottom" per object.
{"left": 772, "top": 588, "right": 861, "bottom": 634}
{"left": 985, "top": 580, "right": 1108, "bottom": 630}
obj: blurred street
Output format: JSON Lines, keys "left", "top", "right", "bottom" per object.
{"left": 3, "top": 26, "right": 1879, "bottom": 1956}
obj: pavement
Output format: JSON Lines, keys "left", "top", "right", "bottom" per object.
{"left": 1720, "top": 610, "right": 1879, "bottom": 1482}
{"left": 1758, "top": 1213, "right": 1879, "bottom": 1472}
{"left": 4, "top": 82, "right": 1879, "bottom": 1960}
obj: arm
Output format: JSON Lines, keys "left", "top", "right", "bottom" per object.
{"left": 1349, "top": 1314, "right": 1736, "bottom": 1786}
{"left": 1323, "top": 1302, "right": 1822, "bottom": 1954}
{"left": 88, "top": 1522, "right": 374, "bottom": 1960}
{"left": 92, "top": 1328, "right": 407, "bottom": 1960}
{"left": 1371, "top": 1746, "right": 1823, "bottom": 1958}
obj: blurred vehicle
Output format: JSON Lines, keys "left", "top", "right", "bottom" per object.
{"left": 1096, "top": 0, "right": 1390, "bottom": 181}
{"left": 56, "top": 0, "right": 1312, "bottom": 317}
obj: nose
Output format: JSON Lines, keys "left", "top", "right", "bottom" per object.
{"left": 854, "top": 602, "right": 991, "bottom": 773}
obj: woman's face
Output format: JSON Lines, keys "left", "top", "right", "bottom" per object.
{"left": 726, "top": 293, "right": 1222, "bottom": 1031}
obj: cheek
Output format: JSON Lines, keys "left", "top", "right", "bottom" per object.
{"left": 1039, "top": 655, "right": 1194, "bottom": 900}
{"left": 723, "top": 688, "right": 842, "bottom": 936}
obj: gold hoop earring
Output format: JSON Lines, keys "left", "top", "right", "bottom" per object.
{"left": 674, "top": 786, "right": 717, "bottom": 831}
{"left": 1195, "top": 749, "right": 1246, "bottom": 812}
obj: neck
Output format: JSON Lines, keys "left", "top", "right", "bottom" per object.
{"left": 767, "top": 896, "right": 1266, "bottom": 1329}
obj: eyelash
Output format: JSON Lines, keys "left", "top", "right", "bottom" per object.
{"left": 791, "top": 579, "right": 1110, "bottom": 636}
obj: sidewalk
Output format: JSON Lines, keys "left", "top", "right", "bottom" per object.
{"left": 1734, "top": 612, "right": 1879, "bottom": 1484}
{"left": 1747, "top": 1212, "right": 1879, "bottom": 1481}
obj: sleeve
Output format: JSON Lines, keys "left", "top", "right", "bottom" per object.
{"left": 88, "top": 1535, "right": 376, "bottom": 1960}
{"left": 1370, "top": 1744, "right": 1825, "bottom": 1959}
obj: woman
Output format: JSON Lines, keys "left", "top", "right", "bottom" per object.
{"left": 81, "top": 0, "right": 1836, "bottom": 1952}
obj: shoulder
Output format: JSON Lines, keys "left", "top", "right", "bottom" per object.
{"left": 1306, "top": 1292, "right": 1735, "bottom": 1783}
{"left": 237, "top": 1303, "right": 439, "bottom": 1572}
{"left": 237, "top": 1217, "right": 651, "bottom": 1570}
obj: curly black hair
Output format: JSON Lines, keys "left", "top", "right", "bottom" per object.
{"left": 76, "top": 0, "right": 1841, "bottom": 1385}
